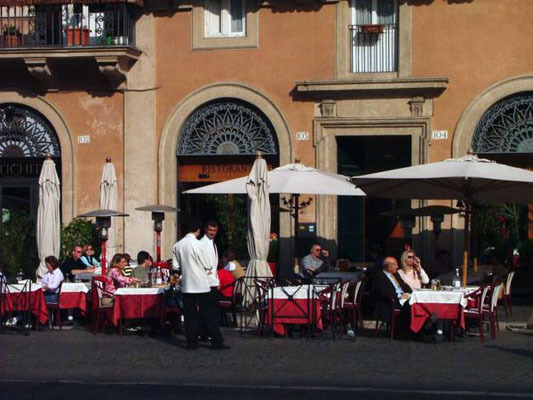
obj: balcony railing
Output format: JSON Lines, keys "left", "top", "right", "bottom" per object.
{"left": 350, "top": 23, "right": 397, "bottom": 73}
{"left": 0, "top": 4, "right": 135, "bottom": 48}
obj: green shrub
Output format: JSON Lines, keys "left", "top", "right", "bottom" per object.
{"left": 0, "top": 210, "right": 39, "bottom": 279}
{"left": 60, "top": 218, "right": 100, "bottom": 260}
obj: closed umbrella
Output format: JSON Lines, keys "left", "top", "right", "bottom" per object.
{"left": 244, "top": 155, "right": 271, "bottom": 281}
{"left": 36, "top": 156, "right": 61, "bottom": 281}
{"left": 352, "top": 153, "right": 533, "bottom": 285}
{"left": 100, "top": 157, "right": 118, "bottom": 258}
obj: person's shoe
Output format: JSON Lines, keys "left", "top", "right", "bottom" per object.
{"left": 126, "top": 327, "right": 140, "bottom": 332}
{"left": 210, "top": 343, "right": 231, "bottom": 350}
{"left": 67, "top": 315, "right": 74, "bottom": 321}
{"left": 198, "top": 335, "right": 208, "bottom": 342}
{"left": 186, "top": 343, "right": 199, "bottom": 351}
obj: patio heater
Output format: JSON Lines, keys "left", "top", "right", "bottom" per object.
{"left": 135, "top": 205, "right": 177, "bottom": 263}
{"left": 399, "top": 215, "right": 416, "bottom": 250}
{"left": 77, "top": 209, "right": 129, "bottom": 276}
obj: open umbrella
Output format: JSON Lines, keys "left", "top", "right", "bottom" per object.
{"left": 100, "top": 157, "right": 118, "bottom": 258}
{"left": 352, "top": 153, "right": 533, "bottom": 285}
{"left": 245, "top": 155, "right": 271, "bottom": 280}
{"left": 185, "top": 161, "right": 365, "bottom": 242}
{"left": 36, "top": 156, "right": 61, "bottom": 281}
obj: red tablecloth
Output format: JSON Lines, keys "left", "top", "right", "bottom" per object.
{"left": 410, "top": 303, "right": 464, "bottom": 333}
{"left": 111, "top": 292, "right": 164, "bottom": 326}
{"left": 267, "top": 298, "right": 322, "bottom": 336}
{"left": 2, "top": 288, "right": 48, "bottom": 325}
{"left": 60, "top": 292, "right": 87, "bottom": 316}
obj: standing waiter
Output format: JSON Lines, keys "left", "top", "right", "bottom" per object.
{"left": 172, "top": 218, "right": 229, "bottom": 350}
{"left": 199, "top": 220, "right": 221, "bottom": 339}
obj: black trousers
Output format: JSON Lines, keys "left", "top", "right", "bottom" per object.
{"left": 182, "top": 290, "right": 224, "bottom": 347}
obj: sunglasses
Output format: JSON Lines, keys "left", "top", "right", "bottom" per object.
{"left": 407, "top": 256, "right": 415, "bottom": 259}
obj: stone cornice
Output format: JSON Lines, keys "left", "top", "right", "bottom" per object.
{"left": 295, "top": 77, "right": 449, "bottom": 97}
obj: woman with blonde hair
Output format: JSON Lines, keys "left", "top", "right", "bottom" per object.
{"left": 103, "top": 254, "right": 140, "bottom": 300}
{"left": 398, "top": 250, "right": 429, "bottom": 290}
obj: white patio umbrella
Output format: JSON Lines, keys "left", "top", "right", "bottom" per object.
{"left": 244, "top": 155, "right": 272, "bottom": 280}
{"left": 185, "top": 161, "right": 365, "bottom": 241}
{"left": 352, "top": 153, "right": 533, "bottom": 285}
{"left": 100, "top": 157, "right": 118, "bottom": 258}
{"left": 36, "top": 156, "right": 61, "bottom": 281}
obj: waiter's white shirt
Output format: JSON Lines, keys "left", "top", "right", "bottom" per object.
{"left": 41, "top": 268, "right": 64, "bottom": 293}
{"left": 199, "top": 235, "right": 220, "bottom": 287}
{"left": 172, "top": 233, "right": 211, "bottom": 294}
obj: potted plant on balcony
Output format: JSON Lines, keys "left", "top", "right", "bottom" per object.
{"left": 359, "top": 24, "right": 385, "bottom": 34}
{"left": 2, "top": 25, "right": 22, "bottom": 47}
{"left": 65, "top": 14, "right": 89, "bottom": 46}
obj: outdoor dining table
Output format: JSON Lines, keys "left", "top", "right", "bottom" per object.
{"left": 60, "top": 282, "right": 90, "bottom": 316}
{"left": 409, "top": 287, "right": 479, "bottom": 333}
{"left": 1, "top": 282, "right": 48, "bottom": 325}
{"left": 266, "top": 285, "right": 323, "bottom": 336}
{"left": 111, "top": 287, "right": 166, "bottom": 327}
{"left": 315, "top": 272, "right": 361, "bottom": 282}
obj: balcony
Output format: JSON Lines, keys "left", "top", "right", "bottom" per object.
{"left": 350, "top": 23, "right": 397, "bottom": 73}
{"left": 0, "top": 3, "right": 140, "bottom": 88}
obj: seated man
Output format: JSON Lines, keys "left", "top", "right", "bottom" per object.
{"left": 373, "top": 256, "right": 412, "bottom": 325}
{"left": 61, "top": 245, "right": 94, "bottom": 282}
{"left": 300, "top": 243, "right": 330, "bottom": 278}
{"left": 132, "top": 251, "right": 153, "bottom": 285}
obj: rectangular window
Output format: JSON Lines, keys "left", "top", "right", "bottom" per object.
{"left": 205, "top": 0, "right": 245, "bottom": 38}
{"left": 350, "top": 0, "right": 397, "bottom": 73}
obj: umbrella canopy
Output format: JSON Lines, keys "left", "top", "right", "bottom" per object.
{"left": 184, "top": 162, "right": 365, "bottom": 196}
{"left": 351, "top": 155, "right": 533, "bottom": 203}
{"left": 36, "top": 159, "right": 61, "bottom": 281}
{"left": 352, "top": 154, "right": 533, "bottom": 285}
{"left": 244, "top": 157, "right": 272, "bottom": 281}
{"left": 100, "top": 159, "right": 118, "bottom": 257}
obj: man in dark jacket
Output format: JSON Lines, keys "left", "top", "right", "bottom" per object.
{"left": 373, "top": 256, "right": 412, "bottom": 323}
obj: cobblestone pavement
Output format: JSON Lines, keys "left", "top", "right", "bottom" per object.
{"left": 1, "top": 319, "right": 533, "bottom": 399}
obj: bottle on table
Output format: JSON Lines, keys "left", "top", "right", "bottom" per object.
{"left": 16, "top": 269, "right": 24, "bottom": 283}
{"left": 453, "top": 268, "right": 461, "bottom": 289}
{"left": 155, "top": 267, "right": 162, "bottom": 286}
{"left": 293, "top": 257, "right": 300, "bottom": 274}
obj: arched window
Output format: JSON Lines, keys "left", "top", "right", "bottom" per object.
{"left": 472, "top": 92, "right": 533, "bottom": 154}
{"left": 0, "top": 103, "right": 60, "bottom": 158}
{"left": 177, "top": 99, "right": 278, "bottom": 156}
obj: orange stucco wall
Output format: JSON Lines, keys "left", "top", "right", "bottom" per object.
{"left": 154, "top": 4, "right": 336, "bottom": 168}
{"left": 411, "top": 0, "right": 533, "bottom": 162}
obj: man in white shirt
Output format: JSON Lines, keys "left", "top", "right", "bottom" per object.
{"left": 172, "top": 218, "right": 229, "bottom": 351}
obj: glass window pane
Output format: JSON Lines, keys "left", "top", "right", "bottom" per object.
{"left": 377, "top": 0, "right": 396, "bottom": 24}
{"left": 230, "top": 0, "right": 243, "bottom": 33}
{"left": 354, "top": 0, "right": 372, "bottom": 24}
{"left": 205, "top": 0, "right": 221, "bottom": 35}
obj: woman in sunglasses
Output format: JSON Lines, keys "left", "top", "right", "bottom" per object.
{"left": 80, "top": 244, "right": 100, "bottom": 268}
{"left": 398, "top": 250, "right": 429, "bottom": 290}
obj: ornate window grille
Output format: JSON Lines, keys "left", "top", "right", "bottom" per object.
{"left": 472, "top": 93, "right": 533, "bottom": 154}
{"left": 0, "top": 104, "right": 60, "bottom": 158}
{"left": 178, "top": 100, "right": 277, "bottom": 156}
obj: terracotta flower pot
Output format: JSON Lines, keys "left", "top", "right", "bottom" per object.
{"left": 2, "top": 34, "right": 22, "bottom": 47}
{"left": 66, "top": 27, "right": 89, "bottom": 45}
{"left": 359, "top": 24, "right": 385, "bottom": 34}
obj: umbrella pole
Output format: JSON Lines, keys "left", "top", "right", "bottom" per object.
{"left": 462, "top": 202, "right": 471, "bottom": 287}
{"left": 294, "top": 193, "right": 300, "bottom": 262}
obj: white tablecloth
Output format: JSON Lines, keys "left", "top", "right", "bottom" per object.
{"left": 267, "top": 285, "right": 323, "bottom": 300}
{"left": 410, "top": 289, "right": 468, "bottom": 307}
{"left": 6, "top": 283, "right": 42, "bottom": 293}
{"left": 115, "top": 287, "right": 166, "bottom": 296}
{"left": 61, "top": 282, "right": 90, "bottom": 293}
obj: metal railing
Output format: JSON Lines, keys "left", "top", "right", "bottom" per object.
{"left": 350, "top": 23, "right": 398, "bottom": 73}
{"left": 0, "top": 4, "right": 135, "bottom": 48}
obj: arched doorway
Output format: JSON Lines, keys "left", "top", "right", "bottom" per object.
{"left": 177, "top": 98, "right": 279, "bottom": 258}
{"left": 471, "top": 91, "right": 533, "bottom": 246}
{"left": 0, "top": 103, "right": 61, "bottom": 219}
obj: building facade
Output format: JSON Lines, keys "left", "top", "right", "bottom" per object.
{"left": 1, "top": 0, "right": 532, "bottom": 271}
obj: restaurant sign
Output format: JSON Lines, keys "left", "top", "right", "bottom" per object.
{"left": 0, "top": 158, "right": 59, "bottom": 179}
{"left": 178, "top": 161, "right": 273, "bottom": 182}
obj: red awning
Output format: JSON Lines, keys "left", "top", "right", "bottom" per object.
{"left": 0, "top": 0, "right": 143, "bottom": 6}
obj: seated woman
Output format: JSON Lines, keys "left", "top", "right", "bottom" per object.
{"left": 102, "top": 254, "right": 140, "bottom": 304}
{"left": 41, "top": 255, "right": 64, "bottom": 303}
{"left": 397, "top": 249, "right": 430, "bottom": 290}
{"left": 222, "top": 250, "right": 245, "bottom": 280}
{"left": 218, "top": 264, "right": 236, "bottom": 300}
{"left": 80, "top": 244, "right": 100, "bottom": 269}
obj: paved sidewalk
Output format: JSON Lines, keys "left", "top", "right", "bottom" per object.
{"left": 1, "top": 323, "right": 532, "bottom": 395}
